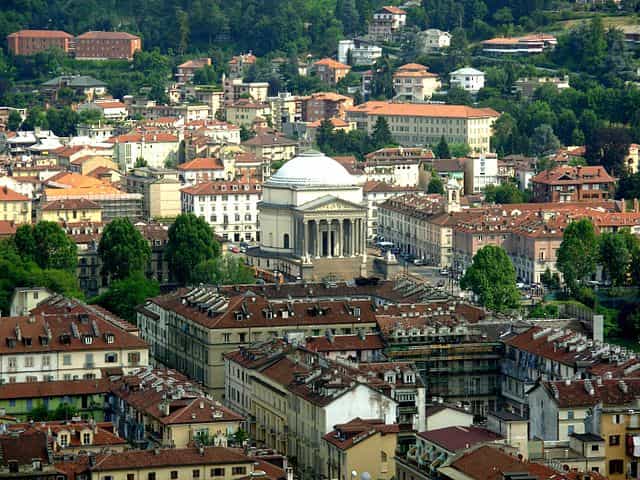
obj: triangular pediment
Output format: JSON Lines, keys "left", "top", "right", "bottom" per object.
{"left": 296, "top": 195, "right": 364, "bottom": 212}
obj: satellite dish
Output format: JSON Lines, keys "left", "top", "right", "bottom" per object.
{"left": 361, "top": 473, "right": 372, "bottom": 480}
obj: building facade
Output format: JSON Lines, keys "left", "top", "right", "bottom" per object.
{"left": 74, "top": 31, "right": 141, "bottom": 60}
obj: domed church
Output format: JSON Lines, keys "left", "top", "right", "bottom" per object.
{"left": 247, "top": 150, "right": 368, "bottom": 281}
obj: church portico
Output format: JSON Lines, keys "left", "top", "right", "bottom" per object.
{"left": 247, "top": 150, "right": 368, "bottom": 281}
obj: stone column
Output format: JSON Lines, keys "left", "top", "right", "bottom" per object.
{"left": 338, "top": 219, "right": 344, "bottom": 257}
{"left": 350, "top": 219, "right": 356, "bottom": 257}
{"left": 302, "top": 220, "right": 308, "bottom": 259}
{"left": 327, "top": 221, "right": 333, "bottom": 258}
{"left": 315, "top": 220, "right": 320, "bottom": 258}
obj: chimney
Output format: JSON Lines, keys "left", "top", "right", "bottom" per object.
{"left": 199, "top": 446, "right": 205, "bottom": 456}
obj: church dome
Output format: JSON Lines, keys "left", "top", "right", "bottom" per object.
{"left": 266, "top": 150, "right": 356, "bottom": 187}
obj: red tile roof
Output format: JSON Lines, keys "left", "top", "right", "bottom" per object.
{"left": 0, "top": 378, "right": 109, "bottom": 400}
{"left": 177, "top": 157, "right": 224, "bottom": 171}
{"left": 181, "top": 180, "right": 262, "bottom": 196}
{"left": 0, "top": 220, "right": 18, "bottom": 236}
{"left": 380, "top": 6, "right": 407, "bottom": 14}
{"left": 107, "top": 133, "right": 178, "bottom": 143}
{"left": 305, "top": 334, "right": 384, "bottom": 352}
{"left": 76, "top": 31, "right": 140, "bottom": 40}
{"left": 40, "top": 198, "right": 101, "bottom": 211}
{"left": 539, "top": 378, "right": 640, "bottom": 408}
{"left": 0, "top": 429, "right": 50, "bottom": 466}
{"left": 532, "top": 165, "right": 616, "bottom": 185}
{"left": 0, "top": 185, "right": 29, "bottom": 201}
{"left": 323, "top": 418, "right": 399, "bottom": 450}
{"left": 314, "top": 58, "right": 351, "bottom": 70}
{"left": 347, "top": 101, "right": 499, "bottom": 119}
{"left": 418, "top": 426, "right": 503, "bottom": 452}
{"left": 8, "top": 29, "right": 73, "bottom": 39}
{"left": 91, "top": 447, "right": 253, "bottom": 471}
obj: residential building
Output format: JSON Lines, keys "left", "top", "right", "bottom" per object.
{"left": 124, "top": 167, "right": 182, "bottom": 219}
{"left": 176, "top": 58, "right": 212, "bottom": 83}
{"left": 368, "top": 6, "right": 407, "bottom": 42}
{"left": 337, "top": 40, "right": 383, "bottom": 66}
{"left": 78, "top": 100, "right": 128, "bottom": 121}
{"left": 0, "top": 294, "right": 148, "bottom": 384}
{"left": 346, "top": 101, "right": 500, "bottom": 153}
{"left": 145, "top": 103, "right": 210, "bottom": 122}
{"left": 313, "top": 58, "right": 352, "bottom": 86}
{"left": 464, "top": 154, "right": 499, "bottom": 194}
{"left": 424, "top": 404, "right": 474, "bottom": 431}
{"left": 137, "top": 286, "right": 381, "bottom": 396}
{"left": 0, "top": 378, "right": 109, "bottom": 421}
{"left": 74, "top": 31, "right": 142, "bottom": 60}
{"left": 513, "top": 75, "right": 570, "bottom": 100}
{"left": 41, "top": 75, "right": 107, "bottom": 102}
{"left": 228, "top": 53, "right": 258, "bottom": 78}
{"left": 481, "top": 34, "right": 558, "bottom": 55}
{"left": 531, "top": 165, "right": 616, "bottom": 203}
{"left": 304, "top": 333, "right": 385, "bottom": 363}
{"left": 69, "top": 154, "right": 118, "bottom": 176}
{"left": 53, "top": 145, "right": 111, "bottom": 169}
{"left": 224, "top": 78, "right": 270, "bottom": 103}
{"left": 300, "top": 92, "right": 353, "bottom": 123}
{"left": 393, "top": 63, "right": 441, "bottom": 102}
{"left": 364, "top": 146, "right": 434, "bottom": 186}
{"left": 431, "top": 158, "right": 466, "bottom": 191}
{"left": 626, "top": 143, "right": 640, "bottom": 174}
{"left": 177, "top": 157, "right": 229, "bottom": 184}
{"left": 9, "top": 287, "right": 54, "bottom": 317}
{"left": 417, "top": 28, "right": 451, "bottom": 53}
{"left": 7, "top": 29, "right": 73, "bottom": 56}
{"left": 449, "top": 67, "right": 486, "bottom": 94}
{"left": 77, "top": 447, "right": 260, "bottom": 480}
{"left": 180, "top": 180, "right": 262, "bottom": 242}
{"left": 37, "top": 198, "right": 103, "bottom": 223}
{"left": 108, "top": 367, "right": 242, "bottom": 448}
{"left": 108, "top": 132, "right": 180, "bottom": 171}
{"left": 324, "top": 418, "right": 399, "bottom": 480}
{"left": 0, "top": 429, "right": 59, "bottom": 479}
{"left": 363, "top": 181, "right": 423, "bottom": 239}
{"left": 226, "top": 101, "right": 271, "bottom": 128}
{"left": 241, "top": 131, "right": 298, "bottom": 163}
{"left": 184, "top": 85, "right": 225, "bottom": 119}
{"left": 267, "top": 92, "right": 302, "bottom": 131}
{"left": 0, "top": 185, "right": 31, "bottom": 224}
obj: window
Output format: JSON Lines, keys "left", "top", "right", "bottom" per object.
{"left": 567, "top": 425, "right": 575, "bottom": 435}
{"left": 7, "top": 358, "right": 16, "bottom": 369}
{"left": 211, "top": 468, "right": 225, "bottom": 477}
{"left": 591, "top": 444, "right": 599, "bottom": 452}
{"left": 148, "top": 473, "right": 156, "bottom": 480}
{"left": 128, "top": 352, "right": 141, "bottom": 365}
{"left": 24, "top": 356, "right": 34, "bottom": 368}
{"left": 192, "top": 469, "right": 200, "bottom": 478}
{"left": 609, "top": 435, "right": 620, "bottom": 446}
{"left": 613, "top": 414, "right": 622, "bottom": 424}
{"left": 171, "top": 471, "right": 178, "bottom": 479}
{"left": 82, "top": 432, "right": 91, "bottom": 445}
{"left": 567, "top": 410, "right": 574, "bottom": 420}
{"left": 59, "top": 434, "right": 69, "bottom": 447}
{"left": 127, "top": 475, "right": 135, "bottom": 480}
{"left": 609, "top": 459, "right": 624, "bottom": 474}
{"left": 42, "top": 356, "right": 50, "bottom": 367}
{"left": 283, "top": 233, "right": 290, "bottom": 249}
{"left": 232, "top": 467, "right": 247, "bottom": 475}
{"left": 63, "top": 354, "right": 71, "bottom": 366}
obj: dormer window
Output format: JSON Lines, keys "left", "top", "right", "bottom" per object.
{"left": 104, "top": 333, "right": 115, "bottom": 344}
{"left": 82, "top": 335, "right": 93, "bottom": 345}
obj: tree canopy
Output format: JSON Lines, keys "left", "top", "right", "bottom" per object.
{"left": 14, "top": 222, "right": 77, "bottom": 272}
{"left": 193, "top": 256, "right": 255, "bottom": 285}
{"left": 98, "top": 218, "right": 151, "bottom": 280}
{"left": 460, "top": 245, "right": 520, "bottom": 312}
{"left": 90, "top": 272, "right": 159, "bottom": 323}
{"left": 165, "top": 213, "right": 221, "bottom": 285}
{"left": 556, "top": 219, "right": 599, "bottom": 293}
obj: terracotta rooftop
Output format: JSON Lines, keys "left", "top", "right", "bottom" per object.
{"left": 106, "top": 133, "right": 178, "bottom": 143}
{"left": 40, "top": 198, "right": 101, "bottom": 211}
{"left": 323, "top": 418, "right": 399, "bottom": 450}
{"left": 531, "top": 165, "right": 616, "bottom": 185}
{"left": 76, "top": 31, "right": 140, "bottom": 40}
{"left": 0, "top": 220, "right": 18, "bottom": 237}
{"left": 8, "top": 29, "right": 73, "bottom": 38}
{"left": 0, "top": 185, "right": 28, "bottom": 201}
{"left": 314, "top": 58, "right": 351, "bottom": 70}
{"left": 380, "top": 6, "right": 407, "bottom": 14}
{"left": 0, "top": 378, "right": 109, "bottom": 400}
{"left": 538, "top": 378, "right": 640, "bottom": 408}
{"left": 304, "top": 334, "right": 384, "bottom": 353}
{"left": 177, "top": 157, "right": 224, "bottom": 171}
{"left": 418, "top": 426, "right": 503, "bottom": 452}
{"left": 347, "top": 101, "right": 499, "bottom": 119}
{"left": 181, "top": 180, "right": 262, "bottom": 196}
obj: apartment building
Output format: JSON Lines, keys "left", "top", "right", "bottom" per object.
{"left": 69, "top": 154, "right": 118, "bottom": 176}
{"left": 225, "top": 101, "right": 272, "bottom": 128}
{"left": 137, "top": 286, "right": 381, "bottom": 396}
{"left": 7, "top": 30, "right": 74, "bottom": 55}
{"left": 75, "top": 31, "right": 141, "bottom": 60}
{"left": 267, "top": 92, "right": 302, "bottom": 130}
{"left": 228, "top": 53, "right": 258, "bottom": 78}
{"left": 337, "top": 40, "right": 383, "bottom": 66}
{"left": 417, "top": 28, "right": 451, "bottom": 53}
{"left": 108, "top": 367, "right": 242, "bottom": 448}
{"left": 481, "top": 34, "right": 558, "bottom": 55}
{"left": 241, "top": 131, "right": 297, "bottom": 163}
{"left": 368, "top": 6, "right": 407, "bottom": 42}
{"left": 300, "top": 92, "right": 353, "bottom": 123}
{"left": 312, "top": 58, "right": 352, "bottom": 86}
{"left": 464, "top": 154, "right": 499, "bottom": 194}
{"left": 184, "top": 85, "right": 225, "bottom": 119}
{"left": 0, "top": 185, "right": 31, "bottom": 224}
{"left": 224, "top": 78, "right": 269, "bottom": 103}
{"left": 345, "top": 101, "right": 499, "bottom": 153}
{"left": 78, "top": 100, "right": 128, "bottom": 121}
{"left": 513, "top": 75, "right": 570, "bottom": 100}
{"left": 180, "top": 180, "right": 262, "bottom": 242}
{"left": 108, "top": 133, "right": 180, "bottom": 171}
{"left": 124, "top": 167, "right": 181, "bottom": 219}
{"left": 0, "top": 295, "right": 148, "bottom": 383}
{"left": 176, "top": 58, "right": 212, "bottom": 83}
{"left": 41, "top": 75, "right": 108, "bottom": 102}
{"left": 37, "top": 198, "right": 102, "bottom": 223}
{"left": 177, "top": 157, "right": 229, "bottom": 184}
{"left": 531, "top": 165, "right": 616, "bottom": 203}
{"left": 363, "top": 181, "right": 423, "bottom": 239}
{"left": 393, "top": 63, "right": 441, "bottom": 102}
{"left": 363, "top": 147, "right": 434, "bottom": 186}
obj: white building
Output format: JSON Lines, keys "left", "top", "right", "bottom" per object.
{"left": 246, "top": 150, "right": 368, "bottom": 281}
{"left": 337, "top": 40, "right": 383, "bottom": 66}
{"left": 463, "top": 155, "right": 499, "bottom": 194}
{"left": 78, "top": 100, "right": 128, "bottom": 121}
{"left": 180, "top": 180, "right": 262, "bottom": 242}
{"left": 393, "top": 63, "right": 441, "bottom": 102}
{"left": 418, "top": 29, "right": 451, "bottom": 53}
{"left": 177, "top": 157, "right": 230, "bottom": 185}
{"left": 108, "top": 133, "right": 180, "bottom": 171}
{"left": 363, "top": 181, "right": 423, "bottom": 239}
{"left": 449, "top": 67, "right": 486, "bottom": 94}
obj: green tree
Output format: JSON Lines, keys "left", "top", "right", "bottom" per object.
{"left": 446, "top": 86, "right": 473, "bottom": 106}
{"left": 29, "top": 404, "right": 50, "bottom": 421}
{"left": 557, "top": 219, "right": 599, "bottom": 293}
{"left": 599, "top": 232, "right": 631, "bottom": 286}
{"left": 435, "top": 135, "right": 451, "bottom": 159}
{"left": 165, "top": 213, "right": 220, "bottom": 284}
{"left": 585, "top": 127, "right": 632, "bottom": 176}
{"left": 46, "top": 107, "right": 79, "bottom": 137}
{"left": 427, "top": 175, "right": 444, "bottom": 194}
{"left": 372, "top": 117, "right": 393, "bottom": 149}
{"left": 51, "top": 403, "right": 78, "bottom": 421}
{"left": 98, "top": 218, "right": 151, "bottom": 280}
{"left": 484, "top": 183, "right": 524, "bottom": 204}
{"left": 240, "top": 126, "right": 255, "bottom": 142}
{"left": 193, "top": 256, "right": 254, "bottom": 285}
{"left": 531, "top": 124, "right": 561, "bottom": 157}
{"left": 449, "top": 143, "right": 471, "bottom": 158}
{"left": 91, "top": 272, "right": 160, "bottom": 323}
{"left": 135, "top": 157, "right": 148, "bottom": 168}
{"left": 7, "top": 110, "right": 21, "bottom": 131}
{"left": 460, "top": 245, "right": 521, "bottom": 312}
{"left": 15, "top": 222, "right": 77, "bottom": 272}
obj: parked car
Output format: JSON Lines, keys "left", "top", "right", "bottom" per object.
{"left": 413, "top": 258, "right": 425, "bottom": 266}
{"left": 229, "top": 245, "right": 240, "bottom": 253}
{"left": 439, "top": 268, "right": 449, "bottom": 276}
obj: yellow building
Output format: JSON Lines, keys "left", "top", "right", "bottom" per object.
{"left": 324, "top": 418, "right": 399, "bottom": 480}
{"left": 345, "top": 101, "right": 499, "bottom": 153}
{"left": 37, "top": 198, "right": 103, "bottom": 223}
{"left": 226, "top": 100, "right": 272, "bottom": 128}
{"left": 241, "top": 131, "right": 298, "bottom": 164}
{"left": 0, "top": 185, "right": 31, "bottom": 224}
{"left": 69, "top": 155, "right": 119, "bottom": 176}
{"left": 124, "top": 167, "right": 181, "bottom": 220}
{"left": 86, "top": 446, "right": 258, "bottom": 480}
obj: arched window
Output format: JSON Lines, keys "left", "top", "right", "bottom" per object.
{"left": 283, "top": 233, "right": 290, "bottom": 249}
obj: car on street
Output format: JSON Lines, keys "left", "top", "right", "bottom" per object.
{"left": 439, "top": 268, "right": 449, "bottom": 276}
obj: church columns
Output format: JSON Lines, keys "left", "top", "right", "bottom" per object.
{"left": 301, "top": 220, "right": 308, "bottom": 258}
{"left": 338, "top": 220, "right": 344, "bottom": 258}
{"left": 315, "top": 220, "right": 320, "bottom": 258}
